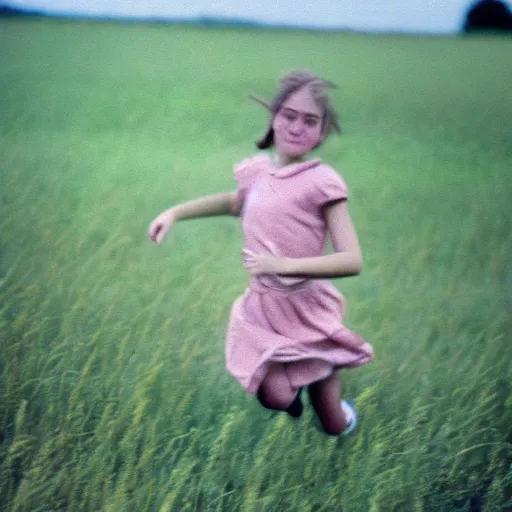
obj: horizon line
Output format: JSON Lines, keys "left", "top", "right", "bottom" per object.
{"left": 0, "top": 3, "right": 463, "bottom": 35}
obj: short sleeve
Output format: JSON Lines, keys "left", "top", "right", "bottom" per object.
{"left": 232, "top": 155, "right": 267, "bottom": 214}
{"left": 313, "top": 167, "right": 349, "bottom": 208}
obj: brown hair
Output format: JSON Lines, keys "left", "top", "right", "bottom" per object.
{"left": 252, "top": 70, "right": 342, "bottom": 150}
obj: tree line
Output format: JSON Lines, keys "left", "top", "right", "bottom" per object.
{"left": 1, "top": 0, "right": 511, "bottom": 33}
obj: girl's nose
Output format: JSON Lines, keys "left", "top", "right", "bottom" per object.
{"left": 289, "top": 119, "right": 304, "bottom": 135}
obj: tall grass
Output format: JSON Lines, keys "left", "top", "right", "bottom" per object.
{"left": 0, "top": 18, "right": 511, "bottom": 511}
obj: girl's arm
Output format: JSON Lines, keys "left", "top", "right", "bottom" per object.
{"left": 282, "top": 200, "right": 362, "bottom": 278}
{"left": 243, "top": 200, "right": 362, "bottom": 278}
{"left": 149, "top": 191, "right": 239, "bottom": 244}
{"left": 171, "top": 191, "right": 239, "bottom": 220}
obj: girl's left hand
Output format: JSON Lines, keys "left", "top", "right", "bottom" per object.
{"left": 242, "top": 249, "right": 287, "bottom": 275}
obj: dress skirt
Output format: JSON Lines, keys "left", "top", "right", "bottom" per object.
{"left": 225, "top": 276, "right": 374, "bottom": 393}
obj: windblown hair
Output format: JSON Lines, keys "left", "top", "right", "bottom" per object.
{"left": 252, "top": 70, "right": 342, "bottom": 150}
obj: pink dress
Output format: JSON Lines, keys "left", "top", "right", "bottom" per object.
{"left": 225, "top": 154, "right": 373, "bottom": 393}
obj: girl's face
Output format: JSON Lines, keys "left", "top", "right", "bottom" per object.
{"left": 272, "top": 86, "right": 323, "bottom": 159}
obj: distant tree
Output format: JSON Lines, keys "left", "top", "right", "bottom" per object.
{"left": 463, "top": 0, "right": 512, "bottom": 32}
{"left": 0, "top": 4, "right": 24, "bottom": 16}
{"left": 0, "top": 3, "right": 43, "bottom": 17}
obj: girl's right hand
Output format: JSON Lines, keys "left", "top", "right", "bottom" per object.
{"left": 149, "top": 209, "right": 175, "bottom": 245}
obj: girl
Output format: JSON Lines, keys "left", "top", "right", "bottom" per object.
{"left": 149, "top": 70, "right": 373, "bottom": 436}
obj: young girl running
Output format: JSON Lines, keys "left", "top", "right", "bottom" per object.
{"left": 149, "top": 70, "right": 373, "bottom": 436}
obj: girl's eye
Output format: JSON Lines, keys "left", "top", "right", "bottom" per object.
{"left": 283, "top": 112, "right": 296, "bottom": 121}
{"left": 305, "top": 118, "right": 319, "bottom": 127}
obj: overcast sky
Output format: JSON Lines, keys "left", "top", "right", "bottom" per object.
{"left": 9, "top": 0, "right": 512, "bottom": 33}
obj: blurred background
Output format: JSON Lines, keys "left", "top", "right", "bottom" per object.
{"left": 2, "top": 0, "right": 512, "bottom": 33}
{"left": 1, "top": 1, "right": 511, "bottom": 511}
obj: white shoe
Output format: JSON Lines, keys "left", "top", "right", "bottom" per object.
{"left": 340, "top": 400, "right": 358, "bottom": 436}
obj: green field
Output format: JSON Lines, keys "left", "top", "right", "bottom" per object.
{"left": 0, "top": 17, "right": 511, "bottom": 511}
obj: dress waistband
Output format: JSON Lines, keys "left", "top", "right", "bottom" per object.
{"left": 249, "top": 275, "right": 312, "bottom": 293}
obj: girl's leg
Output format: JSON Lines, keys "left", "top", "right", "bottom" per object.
{"left": 257, "top": 363, "right": 302, "bottom": 417}
{"left": 286, "top": 387, "right": 303, "bottom": 418}
{"left": 308, "top": 370, "right": 348, "bottom": 436}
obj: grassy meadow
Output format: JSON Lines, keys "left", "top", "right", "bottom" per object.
{"left": 0, "top": 17, "right": 511, "bottom": 511}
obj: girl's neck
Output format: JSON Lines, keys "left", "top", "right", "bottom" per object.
{"left": 274, "top": 152, "right": 308, "bottom": 168}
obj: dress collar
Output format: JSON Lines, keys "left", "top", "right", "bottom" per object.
{"left": 267, "top": 157, "right": 322, "bottom": 178}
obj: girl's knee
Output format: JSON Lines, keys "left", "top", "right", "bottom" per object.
{"left": 257, "top": 386, "right": 273, "bottom": 410}
{"left": 257, "top": 364, "right": 296, "bottom": 411}
{"left": 257, "top": 385, "right": 295, "bottom": 411}
{"left": 267, "top": 397, "right": 292, "bottom": 411}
